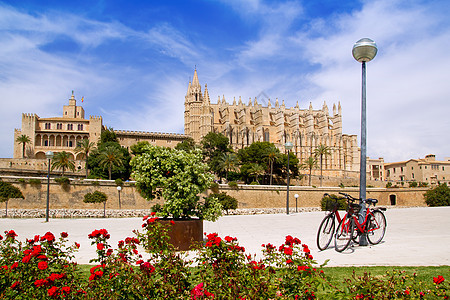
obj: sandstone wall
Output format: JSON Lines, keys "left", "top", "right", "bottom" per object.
{"left": 0, "top": 177, "right": 428, "bottom": 211}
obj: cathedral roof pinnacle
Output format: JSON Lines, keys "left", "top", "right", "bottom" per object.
{"left": 295, "top": 101, "right": 299, "bottom": 109}
{"left": 275, "top": 98, "right": 279, "bottom": 107}
{"left": 238, "top": 96, "right": 243, "bottom": 105}
{"left": 192, "top": 69, "right": 200, "bottom": 87}
{"left": 268, "top": 98, "right": 271, "bottom": 107}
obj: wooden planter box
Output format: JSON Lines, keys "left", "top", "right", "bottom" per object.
{"left": 158, "top": 218, "right": 203, "bottom": 251}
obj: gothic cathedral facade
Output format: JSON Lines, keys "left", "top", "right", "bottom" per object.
{"left": 184, "top": 70, "right": 360, "bottom": 176}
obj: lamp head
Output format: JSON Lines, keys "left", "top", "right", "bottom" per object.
{"left": 117, "top": 186, "right": 122, "bottom": 191}
{"left": 284, "top": 141, "right": 294, "bottom": 151}
{"left": 45, "top": 151, "right": 54, "bottom": 159}
{"left": 352, "top": 38, "right": 377, "bottom": 63}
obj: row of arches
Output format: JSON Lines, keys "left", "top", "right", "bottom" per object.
{"left": 35, "top": 151, "right": 85, "bottom": 161}
{"left": 35, "top": 134, "right": 88, "bottom": 148}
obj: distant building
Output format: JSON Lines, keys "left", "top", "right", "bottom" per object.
{"left": 384, "top": 154, "right": 450, "bottom": 185}
{"left": 184, "top": 69, "right": 360, "bottom": 176}
{"left": 368, "top": 157, "right": 385, "bottom": 181}
{"left": 13, "top": 92, "right": 186, "bottom": 160}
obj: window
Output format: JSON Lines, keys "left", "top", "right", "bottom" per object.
{"left": 401, "top": 167, "right": 403, "bottom": 172}
{"left": 77, "top": 124, "right": 83, "bottom": 130}
{"left": 67, "top": 124, "right": 73, "bottom": 130}
{"left": 44, "top": 140, "right": 48, "bottom": 146}
{"left": 412, "top": 173, "right": 415, "bottom": 179}
{"left": 56, "top": 123, "right": 62, "bottom": 130}
{"left": 443, "top": 166, "right": 445, "bottom": 171}
{"left": 69, "top": 141, "right": 73, "bottom": 147}
{"left": 45, "top": 123, "right": 51, "bottom": 129}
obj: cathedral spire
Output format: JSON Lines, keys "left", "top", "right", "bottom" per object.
{"left": 192, "top": 68, "right": 200, "bottom": 87}
{"left": 204, "top": 84, "right": 210, "bottom": 104}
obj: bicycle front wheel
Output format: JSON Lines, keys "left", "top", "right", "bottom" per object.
{"left": 317, "top": 214, "right": 335, "bottom": 251}
{"left": 335, "top": 216, "right": 354, "bottom": 252}
{"left": 367, "top": 210, "right": 387, "bottom": 245}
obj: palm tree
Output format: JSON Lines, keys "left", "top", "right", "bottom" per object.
{"left": 218, "top": 153, "right": 239, "bottom": 181}
{"left": 300, "top": 156, "right": 317, "bottom": 186}
{"left": 16, "top": 135, "right": 31, "bottom": 158}
{"left": 314, "top": 144, "right": 331, "bottom": 187}
{"left": 99, "top": 146, "right": 124, "bottom": 180}
{"left": 265, "top": 145, "right": 279, "bottom": 185}
{"left": 75, "top": 139, "right": 96, "bottom": 178}
{"left": 248, "top": 163, "right": 265, "bottom": 184}
{"left": 51, "top": 151, "right": 76, "bottom": 176}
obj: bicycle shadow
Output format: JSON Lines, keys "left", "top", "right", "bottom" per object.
{"left": 319, "top": 240, "right": 386, "bottom": 254}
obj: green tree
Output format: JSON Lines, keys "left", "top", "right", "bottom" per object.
{"left": 201, "top": 132, "right": 232, "bottom": 175}
{"left": 75, "top": 139, "right": 96, "bottom": 178}
{"left": 238, "top": 142, "right": 283, "bottom": 184}
{"left": 130, "top": 141, "right": 151, "bottom": 156}
{"left": 0, "top": 181, "right": 24, "bottom": 217}
{"left": 84, "top": 191, "right": 108, "bottom": 218}
{"left": 265, "top": 144, "right": 281, "bottom": 185}
{"left": 247, "top": 163, "right": 265, "bottom": 184}
{"left": 218, "top": 153, "right": 239, "bottom": 181}
{"left": 175, "top": 137, "right": 197, "bottom": 152}
{"left": 16, "top": 134, "right": 31, "bottom": 158}
{"left": 131, "top": 145, "right": 221, "bottom": 221}
{"left": 301, "top": 156, "right": 317, "bottom": 186}
{"left": 314, "top": 144, "right": 331, "bottom": 187}
{"left": 88, "top": 141, "right": 131, "bottom": 180}
{"left": 424, "top": 183, "right": 450, "bottom": 206}
{"left": 100, "top": 127, "right": 119, "bottom": 144}
{"left": 99, "top": 146, "right": 124, "bottom": 180}
{"left": 51, "top": 151, "right": 75, "bottom": 176}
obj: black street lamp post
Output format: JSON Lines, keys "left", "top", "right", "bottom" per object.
{"left": 285, "top": 141, "right": 294, "bottom": 215}
{"left": 45, "top": 151, "right": 54, "bottom": 222}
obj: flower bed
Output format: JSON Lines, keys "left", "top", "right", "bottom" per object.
{"left": 0, "top": 216, "right": 448, "bottom": 299}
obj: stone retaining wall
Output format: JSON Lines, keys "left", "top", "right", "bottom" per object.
{"left": 0, "top": 177, "right": 428, "bottom": 215}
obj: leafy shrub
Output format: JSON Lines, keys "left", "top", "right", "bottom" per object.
{"left": 320, "top": 194, "right": 347, "bottom": 211}
{"left": 17, "top": 178, "right": 26, "bottom": 184}
{"left": 29, "top": 178, "right": 41, "bottom": 185}
{"left": 228, "top": 181, "right": 238, "bottom": 190}
{"left": 249, "top": 181, "right": 259, "bottom": 185}
{"left": 424, "top": 183, "right": 450, "bottom": 207}
{"left": 419, "top": 182, "right": 429, "bottom": 187}
{"left": 84, "top": 191, "right": 108, "bottom": 204}
{"left": 91, "top": 180, "right": 100, "bottom": 186}
{"left": 206, "top": 192, "right": 238, "bottom": 214}
{"left": 386, "top": 182, "right": 393, "bottom": 188}
{"left": 209, "top": 182, "right": 219, "bottom": 193}
{"left": 55, "top": 177, "right": 70, "bottom": 185}
{"left": 409, "top": 181, "right": 418, "bottom": 188}
{"left": 115, "top": 178, "right": 123, "bottom": 186}
{"left": 84, "top": 191, "right": 108, "bottom": 217}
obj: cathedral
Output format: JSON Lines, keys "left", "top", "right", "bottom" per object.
{"left": 184, "top": 70, "right": 360, "bottom": 176}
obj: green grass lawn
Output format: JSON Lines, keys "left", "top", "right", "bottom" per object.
{"left": 78, "top": 264, "right": 449, "bottom": 289}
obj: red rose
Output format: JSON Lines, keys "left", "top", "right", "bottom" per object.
{"left": 170, "top": 220, "right": 175, "bottom": 225}
{"left": 75, "top": 242, "right": 80, "bottom": 248}
{"left": 6, "top": 230, "right": 17, "bottom": 239}
{"left": 10, "top": 262, "right": 18, "bottom": 269}
{"left": 60, "top": 232, "right": 68, "bottom": 238}
{"left": 10, "top": 281, "right": 20, "bottom": 290}
{"left": 38, "top": 261, "right": 48, "bottom": 270}
{"left": 434, "top": 275, "right": 445, "bottom": 284}
{"left": 22, "top": 255, "right": 31, "bottom": 263}
{"left": 48, "top": 286, "right": 59, "bottom": 296}
{"left": 61, "top": 286, "right": 70, "bottom": 294}
{"left": 97, "top": 243, "right": 104, "bottom": 250}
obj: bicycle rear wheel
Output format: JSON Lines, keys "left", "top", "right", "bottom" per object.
{"left": 317, "top": 214, "right": 335, "bottom": 251}
{"left": 335, "top": 216, "right": 354, "bottom": 252}
{"left": 367, "top": 210, "right": 387, "bottom": 245}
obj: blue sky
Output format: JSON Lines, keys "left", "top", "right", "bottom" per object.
{"left": 1, "top": 0, "right": 449, "bottom": 162}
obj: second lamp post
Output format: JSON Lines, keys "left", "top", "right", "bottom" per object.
{"left": 285, "top": 141, "right": 294, "bottom": 215}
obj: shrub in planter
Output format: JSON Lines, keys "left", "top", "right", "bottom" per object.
{"left": 55, "top": 177, "right": 70, "bottom": 190}
{"left": 114, "top": 178, "right": 123, "bottom": 186}
{"left": 17, "top": 178, "right": 26, "bottom": 184}
{"left": 424, "top": 183, "right": 450, "bottom": 207}
{"left": 84, "top": 191, "right": 108, "bottom": 217}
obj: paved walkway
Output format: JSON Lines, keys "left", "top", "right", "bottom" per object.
{"left": 1, "top": 207, "right": 449, "bottom": 266}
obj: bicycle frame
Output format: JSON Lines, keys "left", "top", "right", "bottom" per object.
{"left": 340, "top": 207, "right": 381, "bottom": 236}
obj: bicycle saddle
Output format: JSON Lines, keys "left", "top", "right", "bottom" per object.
{"left": 366, "top": 198, "right": 378, "bottom": 204}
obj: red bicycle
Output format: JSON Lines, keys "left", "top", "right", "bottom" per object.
{"left": 334, "top": 192, "right": 387, "bottom": 252}
{"left": 316, "top": 193, "right": 345, "bottom": 251}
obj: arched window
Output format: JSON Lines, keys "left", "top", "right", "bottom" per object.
{"left": 67, "top": 124, "right": 73, "bottom": 130}
{"left": 77, "top": 124, "right": 83, "bottom": 130}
